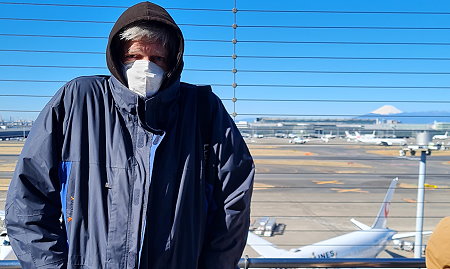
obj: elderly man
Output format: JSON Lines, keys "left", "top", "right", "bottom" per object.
{"left": 5, "top": 2, "right": 254, "bottom": 269}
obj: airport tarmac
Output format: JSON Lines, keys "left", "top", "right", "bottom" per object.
{"left": 243, "top": 137, "right": 450, "bottom": 258}
{"left": 0, "top": 139, "right": 448, "bottom": 259}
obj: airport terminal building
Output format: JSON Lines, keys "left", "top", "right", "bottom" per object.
{"left": 237, "top": 117, "right": 450, "bottom": 138}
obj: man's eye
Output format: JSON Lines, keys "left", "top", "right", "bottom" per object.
{"left": 151, "top": 56, "right": 165, "bottom": 62}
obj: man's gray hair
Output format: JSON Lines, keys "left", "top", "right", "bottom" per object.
{"left": 120, "top": 23, "right": 171, "bottom": 47}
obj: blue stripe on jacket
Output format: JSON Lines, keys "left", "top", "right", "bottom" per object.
{"left": 59, "top": 161, "right": 72, "bottom": 228}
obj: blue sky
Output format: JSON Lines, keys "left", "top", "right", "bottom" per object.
{"left": 2, "top": 0, "right": 450, "bottom": 120}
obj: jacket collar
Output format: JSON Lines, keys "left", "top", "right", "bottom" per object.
{"left": 109, "top": 75, "right": 180, "bottom": 114}
{"left": 109, "top": 75, "right": 181, "bottom": 133}
{"left": 109, "top": 75, "right": 138, "bottom": 114}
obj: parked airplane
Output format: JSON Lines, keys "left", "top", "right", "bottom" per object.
{"left": 432, "top": 131, "right": 448, "bottom": 140}
{"left": 345, "top": 131, "right": 406, "bottom": 146}
{"left": 355, "top": 131, "right": 376, "bottom": 139}
{"left": 247, "top": 178, "right": 425, "bottom": 258}
{"left": 320, "top": 132, "right": 336, "bottom": 142}
{"left": 345, "top": 131, "right": 359, "bottom": 142}
{"left": 357, "top": 136, "right": 407, "bottom": 146}
{"left": 289, "top": 137, "right": 308, "bottom": 144}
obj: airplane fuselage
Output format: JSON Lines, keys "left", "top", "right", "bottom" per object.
{"left": 294, "top": 229, "right": 397, "bottom": 258}
{"left": 247, "top": 229, "right": 397, "bottom": 259}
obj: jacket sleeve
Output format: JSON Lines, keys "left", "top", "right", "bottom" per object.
{"left": 5, "top": 89, "right": 68, "bottom": 268}
{"left": 199, "top": 93, "right": 255, "bottom": 269}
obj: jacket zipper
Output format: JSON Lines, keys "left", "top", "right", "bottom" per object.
{"left": 124, "top": 114, "right": 138, "bottom": 269}
{"left": 137, "top": 132, "right": 165, "bottom": 268}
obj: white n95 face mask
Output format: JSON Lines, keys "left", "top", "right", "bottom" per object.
{"left": 124, "top": 60, "right": 165, "bottom": 98}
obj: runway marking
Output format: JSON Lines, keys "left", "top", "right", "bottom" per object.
{"left": 254, "top": 159, "right": 371, "bottom": 168}
{"left": 366, "top": 149, "right": 400, "bottom": 157}
{"left": 249, "top": 148, "right": 315, "bottom": 157}
{"left": 0, "top": 177, "right": 11, "bottom": 191}
{"left": 0, "top": 163, "right": 16, "bottom": 172}
{"left": 335, "top": 170, "right": 368, "bottom": 174}
{"left": 397, "top": 156, "right": 420, "bottom": 161}
{"left": 313, "top": 180, "right": 344, "bottom": 185}
{"left": 0, "top": 142, "right": 24, "bottom": 155}
{"left": 254, "top": 167, "right": 271, "bottom": 173}
{"left": 347, "top": 145, "right": 388, "bottom": 149}
{"left": 399, "top": 183, "right": 447, "bottom": 189}
{"left": 0, "top": 143, "right": 24, "bottom": 147}
{"left": 403, "top": 198, "right": 417, "bottom": 203}
{"left": 398, "top": 183, "right": 416, "bottom": 189}
{"left": 247, "top": 145, "right": 280, "bottom": 149}
{"left": 330, "top": 188, "right": 369, "bottom": 193}
{"left": 254, "top": 183, "right": 275, "bottom": 190}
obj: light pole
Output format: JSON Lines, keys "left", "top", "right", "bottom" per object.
{"left": 399, "top": 132, "right": 433, "bottom": 257}
{"left": 414, "top": 149, "right": 427, "bottom": 258}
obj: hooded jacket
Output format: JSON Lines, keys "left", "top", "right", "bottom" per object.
{"left": 5, "top": 2, "right": 254, "bottom": 269}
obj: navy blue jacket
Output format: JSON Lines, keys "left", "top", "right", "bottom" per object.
{"left": 6, "top": 75, "right": 254, "bottom": 268}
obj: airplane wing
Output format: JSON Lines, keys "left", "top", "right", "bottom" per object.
{"left": 246, "top": 231, "right": 294, "bottom": 258}
{"left": 392, "top": 231, "right": 432, "bottom": 240}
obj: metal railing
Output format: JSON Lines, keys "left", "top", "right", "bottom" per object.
{"left": 237, "top": 258, "right": 426, "bottom": 268}
{"left": 0, "top": 258, "right": 427, "bottom": 268}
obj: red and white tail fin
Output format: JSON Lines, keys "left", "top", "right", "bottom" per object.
{"left": 371, "top": 178, "right": 399, "bottom": 229}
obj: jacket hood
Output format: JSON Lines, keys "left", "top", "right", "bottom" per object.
{"left": 106, "top": 1, "right": 184, "bottom": 90}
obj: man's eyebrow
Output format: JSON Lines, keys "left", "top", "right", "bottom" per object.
{"left": 125, "top": 48, "right": 143, "bottom": 54}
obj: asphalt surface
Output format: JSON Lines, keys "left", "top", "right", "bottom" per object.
{"left": 0, "top": 139, "right": 449, "bottom": 259}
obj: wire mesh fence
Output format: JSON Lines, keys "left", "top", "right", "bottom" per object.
{"left": 0, "top": 0, "right": 449, "bottom": 261}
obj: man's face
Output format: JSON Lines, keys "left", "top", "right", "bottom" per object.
{"left": 122, "top": 39, "right": 168, "bottom": 71}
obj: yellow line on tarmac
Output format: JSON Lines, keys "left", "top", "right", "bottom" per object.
{"left": 254, "top": 183, "right": 275, "bottom": 190}
{"left": 403, "top": 198, "right": 417, "bottom": 203}
{"left": 336, "top": 170, "right": 368, "bottom": 174}
{"left": 313, "top": 180, "right": 344, "bottom": 185}
{"left": 399, "top": 183, "right": 447, "bottom": 189}
{"left": 249, "top": 148, "right": 315, "bottom": 157}
{"left": 330, "top": 188, "right": 369, "bottom": 193}
{"left": 0, "top": 163, "right": 16, "bottom": 172}
{"left": 254, "top": 159, "right": 371, "bottom": 168}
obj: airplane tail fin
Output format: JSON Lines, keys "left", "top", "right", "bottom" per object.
{"left": 371, "top": 177, "right": 399, "bottom": 229}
